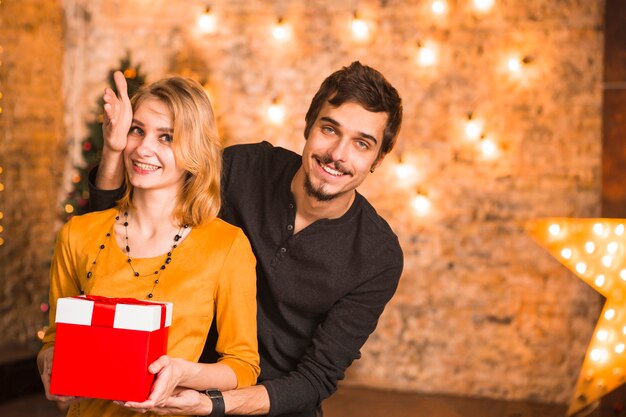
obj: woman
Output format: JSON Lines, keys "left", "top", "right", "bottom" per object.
{"left": 38, "top": 73, "right": 259, "bottom": 417}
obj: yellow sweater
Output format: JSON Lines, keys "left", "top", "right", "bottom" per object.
{"left": 42, "top": 208, "right": 259, "bottom": 417}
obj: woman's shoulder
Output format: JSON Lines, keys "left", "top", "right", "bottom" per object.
{"left": 194, "top": 217, "right": 246, "bottom": 240}
{"left": 63, "top": 208, "right": 118, "bottom": 235}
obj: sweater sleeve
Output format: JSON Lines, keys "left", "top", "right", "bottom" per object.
{"left": 214, "top": 229, "right": 260, "bottom": 387}
{"left": 41, "top": 220, "right": 83, "bottom": 352}
{"left": 261, "top": 254, "right": 403, "bottom": 416}
{"left": 87, "top": 167, "right": 126, "bottom": 212}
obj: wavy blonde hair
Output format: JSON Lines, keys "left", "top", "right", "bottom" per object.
{"left": 118, "top": 76, "right": 222, "bottom": 226}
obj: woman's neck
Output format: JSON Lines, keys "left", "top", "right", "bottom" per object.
{"left": 115, "top": 189, "right": 184, "bottom": 258}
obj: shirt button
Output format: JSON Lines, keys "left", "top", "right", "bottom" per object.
{"left": 280, "top": 247, "right": 287, "bottom": 253}
{"left": 288, "top": 203, "right": 294, "bottom": 209}
{"left": 287, "top": 225, "right": 294, "bottom": 231}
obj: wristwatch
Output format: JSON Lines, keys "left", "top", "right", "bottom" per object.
{"left": 204, "top": 389, "right": 225, "bottom": 417}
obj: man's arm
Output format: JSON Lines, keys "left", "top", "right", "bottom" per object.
{"left": 146, "top": 384, "right": 269, "bottom": 416}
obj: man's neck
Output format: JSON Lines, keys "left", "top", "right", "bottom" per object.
{"left": 290, "top": 168, "right": 356, "bottom": 234}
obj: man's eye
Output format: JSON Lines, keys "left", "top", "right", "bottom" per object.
{"left": 321, "top": 126, "right": 335, "bottom": 134}
{"left": 356, "top": 140, "right": 369, "bottom": 150}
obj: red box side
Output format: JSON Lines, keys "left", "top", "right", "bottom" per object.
{"left": 50, "top": 323, "right": 168, "bottom": 402}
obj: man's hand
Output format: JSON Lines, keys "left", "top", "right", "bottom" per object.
{"left": 121, "top": 388, "right": 212, "bottom": 416}
{"left": 102, "top": 71, "right": 132, "bottom": 153}
{"left": 96, "top": 70, "right": 132, "bottom": 190}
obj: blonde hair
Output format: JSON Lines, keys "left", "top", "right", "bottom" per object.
{"left": 118, "top": 76, "right": 222, "bottom": 226}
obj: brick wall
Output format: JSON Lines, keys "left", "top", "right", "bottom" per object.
{"left": 0, "top": 0, "right": 65, "bottom": 351}
{"left": 1, "top": 0, "right": 605, "bottom": 405}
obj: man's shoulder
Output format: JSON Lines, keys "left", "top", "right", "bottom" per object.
{"left": 222, "top": 141, "right": 301, "bottom": 189}
{"left": 224, "top": 141, "right": 299, "bottom": 165}
{"left": 354, "top": 194, "right": 400, "bottom": 243}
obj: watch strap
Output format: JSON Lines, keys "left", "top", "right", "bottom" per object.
{"left": 205, "top": 389, "right": 225, "bottom": 417}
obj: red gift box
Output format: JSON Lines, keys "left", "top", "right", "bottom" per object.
{"left": 49, "top": 295, "right": 173, "bottom": 402}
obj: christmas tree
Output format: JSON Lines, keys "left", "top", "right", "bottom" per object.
{"left": 62, "top": 54, "right": 146, "bottom": 220}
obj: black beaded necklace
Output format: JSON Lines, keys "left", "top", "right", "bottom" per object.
{"left": 85, "top": 211, "right": 189, "bottom": 299}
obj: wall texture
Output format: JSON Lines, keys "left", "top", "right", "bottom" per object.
{"left": 2, "top": 0, "right": 605, "bottom": 406}
{"left": 0, "top": 0, "right": 66, "bottom": 351}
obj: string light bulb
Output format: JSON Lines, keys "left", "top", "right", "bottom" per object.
{"left": 473, "top": 0, "right": 495, "bottom": 12}
{"left": 198, "top": 6, "right": 217, "bottom": 34}
{"left": 527, "top": 218, "right": 626, "bottom": 415}
{"left": 464, "top": 114, "right": 483, "bottom": 141}
{"left": 267, "top": 98, "right": 285, "bottom": 125}
{"left": 431, "top": 0, "right": 448, "bottom": 15}
{"left": 416, "top": 41, "right": 438, "bottom": 67}
{"left": 272, "top": 17, "right": 291, "bottom": 42}
{"left": 479, "top": 136, "right": 498, "bottom": 159}
{"left": 507, "top": 56, "right": 532, "bottom": 73}
{"left": 351, "top": 11, "right": 370, "bottom": 40}
{"left": 411, "top": 191, "right": 432, "bottom": 216}
{"left": 395, "top": 155, "right": 418, "bottom": 182}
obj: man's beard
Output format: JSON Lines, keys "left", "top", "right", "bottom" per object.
{"left": 304, "top": 173, "right": 338, "bottom": 201}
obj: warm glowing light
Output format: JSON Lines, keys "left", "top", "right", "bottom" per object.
{"left": 616, "top": 224, "right": 625, "bottom": 236}
{"left": 0, "top": 183, "right": 4, "bottom": 192}
{"left": 507, "top": 57, "right": 522, "bottom": 72}
{"left": 605, "top": 309, "right": 615, "bottom": 320}
{"left": 590, "top": 348, "right": 608, "bottom": 363}
{"left": 431, "top": 0, "right": 448, "bottom": 14}
{"left": 272, "top": 17, "right": 291, "bottom": 42}
{"left": 267, "top": 100, "right": 285, "bottom": 124}
{"left": 416, "top": 42, "right": 437, "bottom": 67}
{"left": 351, "top": 13, "right": 370, "bottom": 40}
{"left": 527, "top": 218, "right": 626, "bottom": 415}
{"left": 548, "top": 224, "right": 560, "bottom": 236}
{"left": 64, "top": 204, "right": 75, "bottom": 214}
{"left": 594, "top": 223, "right": 605, "bottom": 236}
{"left": 465, "top": 118, "right": 483, "bottom": 140}
{"left": 411, "top": 194, "right": 431, "bottom": 215}
{"left": 198, "top": 7, "right": 217, "bottom": 34}
{"left": 596, "top": 329, "right": 609, "bottom": 342}
{"left": 395, "top": 162, "right": 418, "bottom": 181}
{"left": 480, "top": 137, "right": 498, "bottom": 158}
{"left": 473, "top": 0, "right": 495, "bottom": 12}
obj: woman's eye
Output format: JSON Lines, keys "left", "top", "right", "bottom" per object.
{"left": 129, "top": 126, "right": 143, "bottom": 136}
{"left": 160, "top": 134, "right": 173, "bottom": 143}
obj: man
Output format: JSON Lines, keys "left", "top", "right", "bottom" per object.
{"left": 90, "top": 61, "right": 403, "bottom": 417}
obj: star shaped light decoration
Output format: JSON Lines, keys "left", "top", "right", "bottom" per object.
{"left": 527, "top": 218, "right": 626, "bottom": 416}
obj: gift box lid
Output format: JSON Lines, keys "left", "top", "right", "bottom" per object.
{"left": 56, "top": 295, "right": 173, "bottom": 331}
